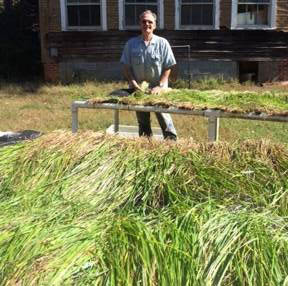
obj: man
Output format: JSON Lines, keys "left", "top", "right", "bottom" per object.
{"left": 120, "top": 10, "right": 177, "bottom": 140}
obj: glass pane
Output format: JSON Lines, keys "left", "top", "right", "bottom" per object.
{"left": 181, "top": 4, "right": 213, "bottom": 25}
{"left": 125, "top": 4, "right": 157, "bottom": 26}
{"left": 181, "top": 5, "right": 191, "bottom": 25}
{"left": 68, "top": 5, "right": 100, "bottom": 26}
{"left": 257, "top": 4, "right": 268, "bottom": 24}
{"left": 67, "top": 6, "right": 78, "bottom": 26}
{"left": 238, "top": 4, "right": 256, "bottom": 25}
{"left": 237, "top": 4, "right": 268, "bottom": 25}
{"left": 90, "top": 5, "right": 101, "bottom": 25}
{"left": 79, "top": 6, "right": 91, "bottom": 25}
{"left": 202, "top": 4, "right": 213, "bottom": 25}
{"left": 125, "top": 5, "right": 136, "bottom": 26}
{"left": 237, "top": 4, "right": 247, "bottom": 25}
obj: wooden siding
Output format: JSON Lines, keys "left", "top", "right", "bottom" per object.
{"left": 47, "top": 30, "right": 288, "bottom": 62}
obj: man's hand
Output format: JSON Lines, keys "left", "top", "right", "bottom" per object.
{"left": 129, "top": 79, "right": 143, "bottom": 92}
{"left": 151, "top": 86, "right": 172, "bottom": 95}
{"left": 151, "top": 86, "right": 163, "bottom": 95}
{"left": 123, "top": 65, "right": 144, "bottom": 91}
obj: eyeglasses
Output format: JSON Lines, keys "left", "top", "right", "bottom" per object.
{"left": 141, "top": 20, "right": 154, "bottom": 25}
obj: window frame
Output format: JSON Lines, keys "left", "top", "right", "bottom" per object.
{"left": 60, "top": 0, "right": 107, "bottom": 31}
{"left": 118, "top": 0, "right": 163, "bottom": 30}
{"left": 175, "top": 0, "right": 219, "bottom": 30}
{"left": 231, "top": 0, "right": 276, "bottom": 29}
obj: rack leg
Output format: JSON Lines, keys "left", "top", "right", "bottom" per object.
{"left": 72, "top": 106, "right": 78, "bottom": 133}
{"left": 208, "top": 116, "right": 219, "bottom": 142}
{"left": 114, "top": 110, "right": 119, "bottom": 133}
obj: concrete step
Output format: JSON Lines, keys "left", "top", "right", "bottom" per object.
{"left": 106, "top": 125, "right": 163, "bottom": 140}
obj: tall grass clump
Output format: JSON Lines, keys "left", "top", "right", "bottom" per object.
{"left": 0, "top": 131, "right": 288, "bottom": 285}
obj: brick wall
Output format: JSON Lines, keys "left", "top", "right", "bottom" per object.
{"left": 164, "top": 0, "right": 175, "bottom": 30}
{"left": 48, "top": 1, "right": 61, "bottom": 33}
{"left": 44, "top": 63, "right": 60, "bottom": 83}
{"left": 277, "top": 0, "right": 288, "bottom": 31}
{"left": 39, "top": 0, "right": 48, "bottom": 64}
{"left": 278, "top": 59, "right": 288, "bottom": 81}
{"left": 107, "top": 0, "right": 119, "bottom": 30}
{"left": 39, "top": 0, "right": 61, "bottom": 81}
{"left": 220, "top": 0, "right": 231, "bottom": 28}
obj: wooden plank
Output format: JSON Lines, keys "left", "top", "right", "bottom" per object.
{"left": 47, "top": 30, "right": 288, "bottom": 61}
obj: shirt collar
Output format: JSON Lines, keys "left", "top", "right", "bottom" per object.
{"left": 139, "top": 34, "right": 156, "bottom": 45}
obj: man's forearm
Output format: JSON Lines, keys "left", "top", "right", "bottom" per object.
{"left": 122, "top": 65, "right": 142, "bottom": 90}
{"left": 150, "top": 68, "right": 173, "bottom": 95}
{"left": 159, "top": 68, "right": 171, "bottom": 86}
{"left": 122, "top": 65, "right": 133, "bottom": 82}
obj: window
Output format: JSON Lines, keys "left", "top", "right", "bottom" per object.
{"left": 67, "top": 0, "right": 101, "bottom": 27}
{"left": 175, "top": 0, "right": 219, "bottom": 29}
{"left": 60, "top": 0, "right": 107, "bottom": 30}
{"left": 119, "top": 0, "right": 163, "bottom": 29}
{"left": 231, "top": 0, "right": 276, "bottom": 29}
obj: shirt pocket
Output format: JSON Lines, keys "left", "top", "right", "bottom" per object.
{"left": 149, "top": 52, "right": 162, "bottom": 67}
{"left": 131, "top": 51, "right": 142, "bottom": 65}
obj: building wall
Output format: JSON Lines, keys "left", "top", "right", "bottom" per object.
{"left": 58, "top": 59, "right": 288, "bottom": 83}
{"left": 39, "top": 0, "right": 288, "bottom": 82}
{"left": 58, "top": 59, "right": 239, "bottom": 83}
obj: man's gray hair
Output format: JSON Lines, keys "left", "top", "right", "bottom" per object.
{"left": 139, "top": 10, "right": 157, "bottom": 22}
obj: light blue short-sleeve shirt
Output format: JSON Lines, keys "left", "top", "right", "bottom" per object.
{"left": 120, "top": 35, "right": 176, "bottom": 86}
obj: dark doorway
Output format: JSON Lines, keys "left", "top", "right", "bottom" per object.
{"left": 238, "top": 61, "right": 258, "bottom": 83}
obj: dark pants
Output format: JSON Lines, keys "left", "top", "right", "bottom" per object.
{"left": 136, "top": 111, "right": 177, "bottom": 140}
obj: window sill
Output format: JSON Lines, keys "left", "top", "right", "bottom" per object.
{"left": 177, "top": 26, "right": 218, "bottom": 30}
{"left": 231, "top": 26, "right": 276, "bottom": 30}
{"left": 121, "top": 26, "right": 163, "bottom": 31}
{"left": 65, "top": 26, "right": 103, "bottom": 31}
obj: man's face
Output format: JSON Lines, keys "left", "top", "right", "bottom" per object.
{"left": 140, "top": 13, "right": 156, "bottom": 35}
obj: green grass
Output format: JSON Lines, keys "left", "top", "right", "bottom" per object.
{"left": 90, "top": 89, "right": 288, "bottom": 115}
{"left": 0, "top": 80, "right": 287, "bottom": 144}
{"left": 1, "top": 132, "right": 288, "bottom": 285}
